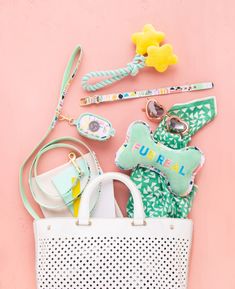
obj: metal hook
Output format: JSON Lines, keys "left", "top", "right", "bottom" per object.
{"left": 59, "top": 114, "right": 74, "bottom": 125}
{"left": 68, "top": 152, "right": 83, "bottom": 178}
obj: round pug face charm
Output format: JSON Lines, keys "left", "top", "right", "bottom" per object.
{"left": 89, "top": 121, "right": 100, "bottom": 132}
{"left": 166, "top": 116, "right": 189, "bottom": 135}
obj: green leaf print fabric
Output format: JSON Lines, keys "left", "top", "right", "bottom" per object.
{"left": 127, "top": 96, "right": 217, "bottom": 218}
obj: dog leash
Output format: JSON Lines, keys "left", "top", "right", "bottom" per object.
{"left": 19, "top": 45, "right": 92, "bottom": 220}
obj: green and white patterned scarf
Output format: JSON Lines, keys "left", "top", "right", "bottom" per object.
{"left": 127, "top": 96, "right": 217, "bottom": 218}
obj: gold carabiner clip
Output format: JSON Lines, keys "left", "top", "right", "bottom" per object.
{"left": 68, "top": 152, "right": 83, "bottom": 178}
{"left": 59, "top": 114, "right": 74, "bottom": 125}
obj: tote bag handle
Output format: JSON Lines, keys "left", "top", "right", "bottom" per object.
{"left": 78, "top": 172, "right": 145, "bottom": 226}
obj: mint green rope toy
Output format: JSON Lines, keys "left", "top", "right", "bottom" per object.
{"left": 81, "top": 54, "right": 146, "bottom": 92}
{"left": 82, "top": 24, "right": 178, "bottom": 92}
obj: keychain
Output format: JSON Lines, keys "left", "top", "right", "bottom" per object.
{"left": 59, "top": 112, "right": 115, "bottom": 141}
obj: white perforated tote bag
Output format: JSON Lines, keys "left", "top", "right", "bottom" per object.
{"left": 31, "top": 172, "right": 193, "bottom": 289}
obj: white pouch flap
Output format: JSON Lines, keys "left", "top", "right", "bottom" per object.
{"left": 32, "top": 153, "right": 118, "bottom": 218}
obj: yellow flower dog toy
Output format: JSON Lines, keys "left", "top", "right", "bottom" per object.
{"left": 131, "top": 24, "right": 165, "bottom": 55}
{"left": 146, "top": 44, "right": 178, "bottom": 72}
{"left": 82, "top": 24, "right": 178, "bottom": 92}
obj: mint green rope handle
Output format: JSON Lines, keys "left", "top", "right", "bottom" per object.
{"left": 81, "top": 54, "right": 146, "bottom": 92}
{"left": 19, "top": 45, "right": 83, "bottom": 220}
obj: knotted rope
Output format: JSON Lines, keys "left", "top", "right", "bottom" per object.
{"left": 81, "top": 54, "right": 146, "bottom": 92}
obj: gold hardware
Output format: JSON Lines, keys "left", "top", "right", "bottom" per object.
{"left": 68, "top": 152, "right": 76, "bottom": 161}
{"left": 68, "top": 152, "right": 83, "bottom": 177}
{"left": 80, "top": 97, "right": 95, "bottom": 106}
{"left": 131, "top": 220, "right": 147, "bottom": 226}
{"left": 80, "top": 97, "right": 88, "bottom": 106}
{"left": 75, "top": 220, "right": 92, "bottom": 226}
{"left": 58, "top": 114, "right": 74, "bottom": 125}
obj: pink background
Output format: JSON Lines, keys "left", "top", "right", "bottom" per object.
{"left": 0, "top": 0, "right": 234, "bottom": 288}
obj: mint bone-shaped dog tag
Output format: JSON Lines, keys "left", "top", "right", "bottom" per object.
{"left": 115, "top": 121, "right": 205, "bottom": 197}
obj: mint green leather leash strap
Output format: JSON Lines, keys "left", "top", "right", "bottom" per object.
{"left": 19, "top": 46, "right": 83, "bottom": 220}
{"left": 52, "top": 45, "right": 83, "bottom": 128}
{"left": 19, "top": 128, "right": 51, "bottom": 220}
